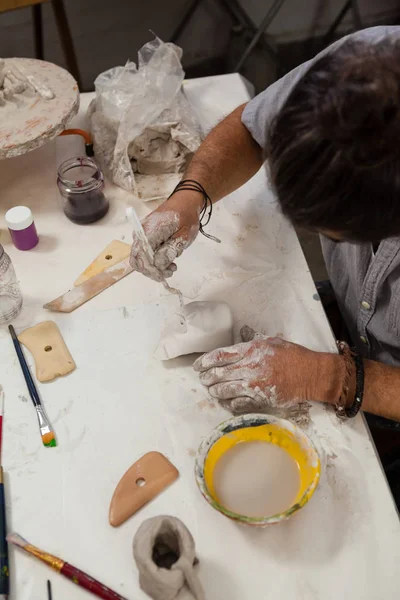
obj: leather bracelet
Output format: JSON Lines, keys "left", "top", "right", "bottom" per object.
{"left": 169, "top": 179, "right": 221, "bottom": 243}
{"left": 335, "top": 341, "right": 355, "bottom": 419}
{"left": 345, "top": 351, "right": 364, "bottom": 418}
{"left": 335, "top": 341, "right": 365, "bottom": 419}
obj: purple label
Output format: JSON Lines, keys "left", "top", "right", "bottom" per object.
{"left": 9, "top": 222, "right": 39, "bottom": 251}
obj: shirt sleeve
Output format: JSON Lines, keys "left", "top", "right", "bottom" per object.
{"left": 241, "top": 25, "right": 400, "bottom": 150}
{"left": 241, "top": 60, "right": 314, "bottom": 149}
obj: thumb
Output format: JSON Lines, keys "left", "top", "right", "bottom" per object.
{"left": 170, "top": 222, "right": 199, "bottom": 246}
{"left": 153, "top": 237, "right": 186, "bottom": 271}
{"left": 154, "top": 223, "right": 199, "bottom": 271}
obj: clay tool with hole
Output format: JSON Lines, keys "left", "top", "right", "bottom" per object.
{"left": 44, "top": 258, "right": 134, "bottom": 313}
{"left": 44, "top": 210, "right": 184, "bottom": 313}
{"left": 109, "top": 452, "right": 179, "bottom": 527}
{"left": 8, "top": 325, "right": 57, "bottom": 448}
{"left": 74, "top": 240, "right": 131, "bottom": 286}
{"left": 18, "top": 321, "right": 75, "bottom": 382}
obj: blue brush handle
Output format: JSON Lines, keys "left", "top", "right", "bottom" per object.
{"left": 0, "top": 472, "right": 9, "bottom": 597}
{"left": 8, "top": 325, "right": 40, "bottom": 407}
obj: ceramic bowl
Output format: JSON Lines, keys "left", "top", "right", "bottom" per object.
{"left": 195, "top": 413, "right": 320, "bottom": 527}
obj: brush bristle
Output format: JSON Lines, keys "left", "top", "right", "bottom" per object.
{"left": 6, "top": 532, "right": 29, "bottom": 549}
{"left": 42, "top": 432, "right": 57, "bottom": 447}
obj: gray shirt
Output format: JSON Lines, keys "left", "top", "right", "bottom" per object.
{"left": 242, "top": 26, "right": 400, "bottom": 366}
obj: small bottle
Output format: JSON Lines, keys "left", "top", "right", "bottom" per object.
{"left": 57, "top": 157, "right": 109, "bottom": 224}
{"left": 0, "top": 245, "right": 23, "bottom": 324}
{"left": 5, "top": 206, "right": 39, "bottom": 251}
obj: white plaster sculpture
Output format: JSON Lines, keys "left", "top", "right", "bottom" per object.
{"left": 0, "top": 59, "right": 32, "bottom": 106}
{"left": 0, "top": 58, "right": 78, "bottom": 160}
{"left": 155, "top": 301, "right": 234, "bottom": 361}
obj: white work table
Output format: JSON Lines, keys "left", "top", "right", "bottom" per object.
{"left": 0, "top": 74, "right": 399, "bottom": 600}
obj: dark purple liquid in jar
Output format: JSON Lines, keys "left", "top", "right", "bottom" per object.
{"left": 57, "top": 158, "right": 109, "bottom": 224}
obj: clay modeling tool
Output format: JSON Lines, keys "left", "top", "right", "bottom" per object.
{"left": 47, "top": 580, "right": 52, "bottom": 600}
{"left": 18, "top": 321, "right": 76, "bottom": 383}
{"left": 8, "top": 325, "right": 56, "bottom": 448}
{"left": 109, "top": 451, "right": 179, "bottom": 527}
{"left": 126, "top": 207, "right": 186, "bottom": 320}
{"left": 0, "top": 390, "right": 9, "bottom": 600}
{"left": 43, "top": 258, "right": 134, "bottom": 313}
{"left": 74, "top": 240, "right": 131, "bottom": 286}
{"left": 44, "top": 209, "right": 185, "bottom": 313}
{"left": 126, "top": 207, "right": 155, "bottom": 261}
{"left": 7, "top": 534, "right": 128, "bottom": 600}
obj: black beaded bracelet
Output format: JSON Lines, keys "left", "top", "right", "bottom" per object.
{"left": 345, "top": 350, "right": 365, "bottom": 418}
{"left": 169, "top": 179, "right": 221, "bottom": 244}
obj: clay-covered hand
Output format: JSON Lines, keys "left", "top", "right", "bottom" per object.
{"left": 193, "top": 326, "right": 343, "bottom": 414}
{"left": 130, "top": 193, "right": 201, "bottom": 281}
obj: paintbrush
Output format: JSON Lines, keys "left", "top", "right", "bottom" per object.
{"left": 7, "top": 534, "right": 128, "bottom": 600}
{"left": 0, "top": 388, "right": 3, "bottom": 460}
{"left": 0, "top": 390, "right": 9, "bottom": 600}
{"left": 8, "top": 325, "right": 56, "bottom": 448}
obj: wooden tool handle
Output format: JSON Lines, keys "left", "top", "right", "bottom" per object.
{"left": 61, "top": 562, "right": 128, "bottom": 600}
{"left": 74, "top": 240, "right": 131, "bottom": 286}
{"left": 9, "top": 324, "right": 41, "bottom": 406}
{"left": 0, "top": 474, "right": 9, "bottom": 597}
{"left": 44, "top": 258, "right": 134, "bottom": 313}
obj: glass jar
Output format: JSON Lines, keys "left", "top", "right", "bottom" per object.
{"left": 0, "top": 245, "right": 23, "bottom": 323}
{"left": 57, "top": 157, "right": 109, "bottom": 224}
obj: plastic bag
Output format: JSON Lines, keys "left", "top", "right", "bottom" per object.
{"left": 88, "top": 36, "right": 202, "bottom": 199}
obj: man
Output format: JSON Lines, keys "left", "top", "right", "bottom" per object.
{"left": 131, "top": 27, "right": 400, "bottom": 435}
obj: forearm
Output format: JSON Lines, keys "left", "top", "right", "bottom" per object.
{"left": 359, "top": 359, "right": 400, "bottom": 421}
{"left": 176, "top": 103, "right": 263, "bottom": 207}
{"left": 134, "top": 106, "right": 263, "bottom": 279}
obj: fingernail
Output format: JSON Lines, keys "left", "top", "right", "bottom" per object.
{"left": 193, "top": 355, "right": 205, "bottom": 372}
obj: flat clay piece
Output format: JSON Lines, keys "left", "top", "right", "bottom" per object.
{"left": 74, "top": 240, "right": 131, "bottom": 286}
{"left": 109, "top": 452, "right": 179, "bottom": 527}
{"left": 155, "top": 301, "right": 234, "bottom": 361}
{"left": 18, "top": 321, "right": 76, "bottom": 382}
